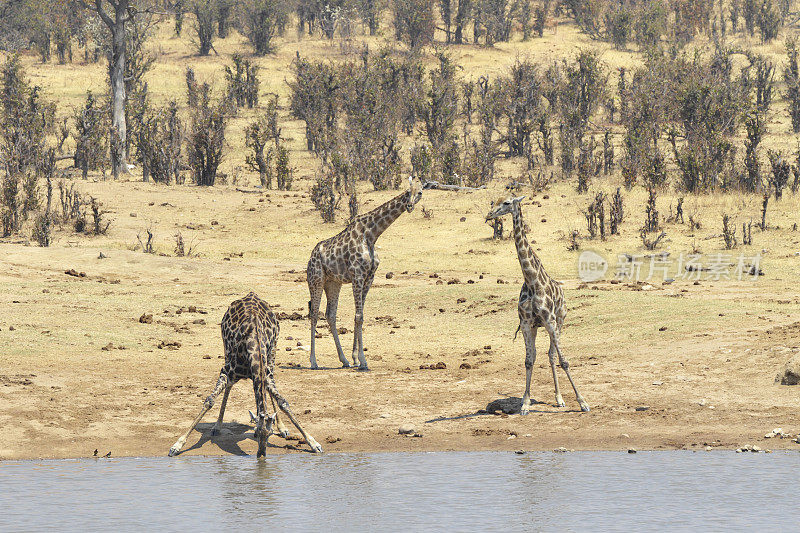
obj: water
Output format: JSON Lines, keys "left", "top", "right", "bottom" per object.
{"left": 1, "top": 451, "right": 798, "bottom": 532}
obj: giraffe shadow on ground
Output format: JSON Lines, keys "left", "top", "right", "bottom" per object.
{"left": 424, "top": 395, "right": 581, "bottom": 423}
{"left": 277, "top": 364, "right": 356, "bottom": 371}
{"left": 176, "top": 422, "right": 314, "bottom": 456}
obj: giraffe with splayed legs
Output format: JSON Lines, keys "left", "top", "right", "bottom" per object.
{"left": 168, "top": 292, "right": 322, "bottom": 457}
{"left": 486, "top": 194, "right": 590, "bottom": 414}
{"left": 307, "top": 178, "right": 423, "bottom": 370}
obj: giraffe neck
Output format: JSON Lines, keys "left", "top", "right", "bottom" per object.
{"left": 511, "top": 202, "right": 546, "bottom": 291}
{"left": 359, "top": 190, "right": 408, "bottom": 244}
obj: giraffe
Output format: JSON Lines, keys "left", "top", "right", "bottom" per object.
{"left": 306, "top": 178, "right": 423, "bottom": 370}
{"left": 168, "top": 292, "right": 322, "bottom": 457}
{"left": 486, "top": 193, "right": 590, "bottom": 414}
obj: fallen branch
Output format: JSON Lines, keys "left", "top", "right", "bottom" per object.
{"left": 422, "top": 181, "right": 486, "bottom": 191}
{"left": 235, "top": 187, "right": 263, "bottom": 194}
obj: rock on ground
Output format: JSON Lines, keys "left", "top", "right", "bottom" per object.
{"left": 485, "top": 397, "right": 521, "bottom": 415}
{"left": 775, "top": 354, "right": 800, "bottom": 385}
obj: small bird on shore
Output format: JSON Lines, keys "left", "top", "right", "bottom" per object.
{"left": 93, "top": 449, "right": 98, "bottom": 457}
{"left": 103, "top": 451, "right": 111, "bottom": 458}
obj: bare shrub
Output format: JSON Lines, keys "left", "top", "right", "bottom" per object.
{"left": 274, "top": 143, "right": 294, "bottom": 191}
{"left": 1, "top": 55, "right": 55, "bottom": 236}
{"left": 225, "top": 54, "right": 259, "bottom": 109}
{"left": 137, "top": 101, "right": 183, "bottom": 184}
{"left": 767, "top": 150, "right": 792, "bottom": 200}
{"left": 557, "top": 51, "right": 607, "bottom": 179}
{"left": 722, "top": 214, "right": 737, "bottom": 249}
{"left": 187, "top": 85, "right": 228, "bottom": 186}
{"left": 191, "top": 0, "right": 216, "bottom": 56}
{"left": 59, "top": 181, "right": 83, "bottom": 224}
{"left": 505, "top": 58, "right": 542, "bottom": 157}
{"left": 288, "top": 56, "right": 341, "bottom": 160}
{"left": 174, "top": 231, "right": 200, "bottom": 257}
{"left": 137, "top": 226, "right": 155, "bottom": 253}
{"left": 567, "top": 229, "right": 580, "bottom": 251}
{"left": 236, "top": 0, "right": 288, "bottom": 55}
{"left": 609, "top": 187, "right": 623, "bottom": 234}
{"left": 32, "top": 153, "right": 55, "bottom": 247}
{"left": 421, "top": 52, "right": 459, "bottom": 156}
{"left": 393, "top": 0, "right": 435, "bottom": 49}
{"left": 742, "top": 221, "right": 753, "bottom": 245}
{"left": 784, "top": 37, "right": 800, "bottom": 134}
{"left": 757, "top": 0, "right": 782, "bottom": 42}
{"left": 245, "top": 95, "right": 280, "bottom": 188}
{"left": 644, "top": 186, "right": 658, "bottom": 232}
{"left": 640, "top": 229, "right": 666, "bottom": 250}
{"left": 77, "top": 196, "right": 111, "bottom": 236}
{"left": 311, "top": 172, "right": 339, "bottom": 222}
{"left": 411, "top": 143, "right": 434, "bottom": 183}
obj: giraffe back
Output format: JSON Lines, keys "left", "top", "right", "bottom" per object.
{"left": 220, "top": 292, "right": 279, "bottom": 383}
{"left": 307, "top": 222, "right": 376, "bottom": 285}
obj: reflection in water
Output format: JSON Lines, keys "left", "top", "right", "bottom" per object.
{"left": 1, "top": 451, "right": 798, "bottom": 531}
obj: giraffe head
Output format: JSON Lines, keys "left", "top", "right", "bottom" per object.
{"left": 404, "top": 177, "right": 423, "bottom": 212}
{"left": 485, "top": 194, "right": 526, "bottom": 220}
{"left": 254, "top": 412, "right": 277, "bottom": 458}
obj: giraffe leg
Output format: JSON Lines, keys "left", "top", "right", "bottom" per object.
{"left": 325, "top": 281, "right": 349, "bottom": 368}
{"left": 169, "top": 372, "right": 229, "bottom": 456}
{"left": 520, "top": 322, "right": 538, "bottom": 415}
{"left": 270, "top": 393, "right": 290, "bottom": 438}
{"left": 264, "top": 341, "right": 290, "bottom": 438}
{"left": 210, "top": 383, "right": 233, "bottom": 436}
{"left": 265, "top": 379, "right": 323, "bottom": 453}
{"left": 352, "top": 280, "right": 369, "bottom": 370}
{"left": 548, "top": 343, "right": 565, "bottom": 408}
{"left": 544, "top": 321, "right": 590, "bottom": 412}
{"left": 308, "top": 281, "right": 323, "bottom": 370}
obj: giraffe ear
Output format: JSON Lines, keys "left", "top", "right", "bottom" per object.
{"left": 513, "top": 196, "right": 526, "bottom": 203}
{"left": 408, "top": 176, "right": 413, "bottom": 189}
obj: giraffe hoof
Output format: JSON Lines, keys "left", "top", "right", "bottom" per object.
{"left": 520, "top": 407, "right": 530, "bottom": 415}
{"left": 357, "top": 365, "right": 370, "bottom": 372}
{"left": 210, "top": 426, "right": 220, "bottom": 437}
{"left": 168, "top": 446, "right": 180, "bottom": 457}
{"left": 580, "top": 403, "right": 591, "bottom": 413}
{"left": 555, "top": 396, "right": 565, "bottom": 408}
{"left": 341, "top": 363, "right": 351, "bottom": 369}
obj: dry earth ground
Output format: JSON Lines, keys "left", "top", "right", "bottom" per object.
{"left": 1, "top": 180, "right": 800, "bottom": 459}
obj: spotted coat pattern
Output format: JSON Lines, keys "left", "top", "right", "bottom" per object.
{"left": 168, "top": 292, "right": 322, "bottom": 458}
{"left": 486, "top": 195, "right": 589, "bottom": 414}
{"left": 306, "top": 183, "right": 422, "bottom": 370}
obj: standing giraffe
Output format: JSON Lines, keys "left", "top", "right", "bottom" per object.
{"left": 307, "top": 178, "right": 423, "bottom": 370}
{"left": 169, "top": 292, "right": 322, "bottom": 457}
{"left": 486, "top": 194, "right": 590, "bottom": 414}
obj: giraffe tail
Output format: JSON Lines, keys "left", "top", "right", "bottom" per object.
{"left": 513, "top": 320, "right": 521, "bottom": 341}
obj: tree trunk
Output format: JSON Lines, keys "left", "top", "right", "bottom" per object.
{"left": 455, "top": 0, "right": 470, "bottom": 44}
{"left": 107, "top": 1, "right": 129, "bottom": 177}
